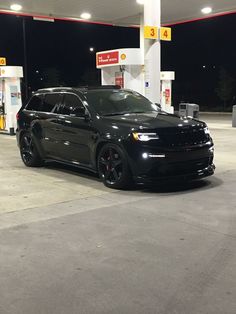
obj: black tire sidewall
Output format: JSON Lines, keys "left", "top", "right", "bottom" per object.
{"left": 20, "top": 132, "right": 42, "bottom": 167}
{"left": 97, "top": 143, "right": 132, "bottom": 189}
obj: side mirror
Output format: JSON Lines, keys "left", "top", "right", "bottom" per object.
{"left": 71, "top": 107, "right": 90, "bottom": 120}
{"left": 71, "top": 107, "right": 86, "bottom": 117}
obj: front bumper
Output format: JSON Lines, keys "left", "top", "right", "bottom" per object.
{"left": 124, "top": 142, "right": 215, "bottom": 184}
{"left": 134, "top": 164, "right": 215, "bottom": 184}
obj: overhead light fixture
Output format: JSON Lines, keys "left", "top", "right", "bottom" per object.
{"left": 10, "top": 3, "right": 22, "bottom": 11}
{"left": 89, "top": 47, "right": 94, "bottom": 52}
{"left": 80, "top": 12, "right": 91, "bottom": 20}
{"left": 136, "top": 0, "right": 145, "bottom": 4}
{"left": 201, "top": 7, "right": 212, "bottom": 14}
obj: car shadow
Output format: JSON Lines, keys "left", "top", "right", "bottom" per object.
{"left": 135, "top": 176, "right": 223, "bottom": 195}
{"left": 43, "top": 161, "right": 222, "bottom": 195}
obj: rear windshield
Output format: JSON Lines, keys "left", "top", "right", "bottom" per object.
{"left": 85, "top": 90, "right": 160, "bottom": 116}
{"left": 26, "top": 95, "right": 43, "bottom": 111}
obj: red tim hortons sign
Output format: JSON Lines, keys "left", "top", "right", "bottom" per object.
{"left": 97, "top": 51, "right": 119, "bottom": 67}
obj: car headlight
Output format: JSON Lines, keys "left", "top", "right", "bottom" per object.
{"left": 132, "top": 132, "right": 159, "bottom": 141}
{"left": 204, "top": 127, "right": 210, "bottom": 135}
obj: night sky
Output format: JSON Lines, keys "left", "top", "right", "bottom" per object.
{"left": 0, "top": 12, "right": 236, "bottom": 109}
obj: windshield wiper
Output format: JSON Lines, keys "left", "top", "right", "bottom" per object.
{"left": 102, "top": 110, "right": 158, "bottom": 116}
{"left": 102, "top": 112, "right": 130, "bottom": 116}
{"left": 131, "top": 111, "right": 147, "bottom": 114}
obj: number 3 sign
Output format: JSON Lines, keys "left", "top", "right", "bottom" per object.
{"left": 144, "top": 26, "right": 158, "bottom": 39}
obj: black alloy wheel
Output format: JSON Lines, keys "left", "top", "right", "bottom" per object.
{"left": 98, "top": 143, "right": 132, "bottom": 189}
{"left": 20, "top": 133, "right": 43, "bottom": 167}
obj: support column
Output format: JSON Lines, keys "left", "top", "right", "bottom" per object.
{"left": 139, "top": 14, "right": 145, "bottom": 96}
{"left": 143, "top": 0, "right": 161, "bottom": 104}
{"left": 140, "top": 13, "right": 144, "bottom": 64}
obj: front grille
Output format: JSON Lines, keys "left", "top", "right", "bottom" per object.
{"left": 158, "top": 127, "right": 209, "bottom": 148}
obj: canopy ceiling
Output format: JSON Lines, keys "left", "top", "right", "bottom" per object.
{"left": 0, "top": 0, "right": 236, "bottom": 26}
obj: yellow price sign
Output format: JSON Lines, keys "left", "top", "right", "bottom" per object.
{"left": 160, "top": 27, "right": 172, "bottom": 41}
{"left": 144, "top": 26, "right": 158, "bottom": 40}
{"left": 0, "top": 57, "right": 6, "bottom": 66}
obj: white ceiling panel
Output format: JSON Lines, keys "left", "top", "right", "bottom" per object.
{"left": 0, "top": 0, "right": 236, "bottom": 25}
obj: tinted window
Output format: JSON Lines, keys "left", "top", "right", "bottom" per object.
{"left": 58, "top": 94, "right": 84, "bottom": 115}
{"left": 26, "top": 95, "right": 43, "bottom": 111}
{"left": 64, "top": 94, "right": 83, "bottom": 108}
{"left": 42, "top": 93, "right": 61, "bottom": 113}
{"left": 85, "top": 90, "right": 160, "bottom": 116}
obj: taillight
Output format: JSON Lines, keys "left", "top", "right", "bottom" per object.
{"left": 16, "top": 112, "right": 20, "bottom": 120}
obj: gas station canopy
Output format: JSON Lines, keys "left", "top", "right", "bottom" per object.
{"left": 0, "top": 0, "right": 236, "bottom": 26}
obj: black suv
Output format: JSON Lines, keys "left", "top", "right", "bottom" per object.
{"left": 16, "top": 86, "right": 215, "bottom": 189}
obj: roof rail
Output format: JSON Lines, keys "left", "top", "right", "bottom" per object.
{"left": 37, "top": 87, "right": 74, "bottom": 92}
{"left": 36, "top": 85, "right": 121, "bottom": 93}
{"left": 86, "top": 85, "right": 121, "bottom": 90}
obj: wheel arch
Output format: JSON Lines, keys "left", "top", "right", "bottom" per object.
{"left": 95, "top": 141, "right": 108, "bottom": 169}
{"left": 95, "top": 140, "right": 132, "bottom": 173}
{"left": 19, "top": 129, "right": 45, "bottom": 160}
{"left": 95, "top": 140, "right": 127, "bottom": 163}
{"left": 18, "top": 129, "right": 28, "bottom": 146}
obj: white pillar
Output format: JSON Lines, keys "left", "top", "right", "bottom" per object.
{"left": 143, "top": 0, "right": 161, "bottom": 104}
{"left": 140, "top": 14, "right": 144, "bottom": 65}
{"left": 139, "top": 14, "right": 145, "bottom": 96}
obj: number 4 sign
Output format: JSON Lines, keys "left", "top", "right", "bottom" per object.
{"left": 160, "top": 27, "right": 172, "bottom": 41}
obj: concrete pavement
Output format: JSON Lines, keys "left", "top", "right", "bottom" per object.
{"left": 0, "top": 115, "right": 235, "bottom": 314}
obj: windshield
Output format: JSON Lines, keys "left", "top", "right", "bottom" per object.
{"left": 85, "top": 90, "right": 160, "bottom": 116}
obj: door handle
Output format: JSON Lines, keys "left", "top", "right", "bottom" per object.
{"left": 57, "top": 118, "right": 72, "bottom": 126}
{"left": 54, "top": 128, "right": 61, "bottom": 131}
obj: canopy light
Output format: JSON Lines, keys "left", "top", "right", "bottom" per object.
{"left": 10, "top": 4, "right": 22, "bottom": 11}
{"left": 80, "top": 12, "right": 91, "bottom": 20}
{"left": 201, "top": 7, "right": 212, "bottom": 14}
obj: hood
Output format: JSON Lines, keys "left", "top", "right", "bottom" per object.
{"left": 101, "top": 111, "right": 205, "bottom": 131}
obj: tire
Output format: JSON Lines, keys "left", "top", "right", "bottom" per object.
{"left": 20, "top": 132, "right": 43, "bottom": 167}
{"left": 97, "top": 143, "right": 132, "bottom": 189}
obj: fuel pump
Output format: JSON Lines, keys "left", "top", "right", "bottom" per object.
{"left": 0, "top": 79, "right": 6, "bottom": 130}
{"left": 96, "top": 49, "right": 175, "bottom": 115}
{"left": 160, "top": 71, "right": 175, "bottom": 114}
{"left": 0, "top": 66, "right": 23, "bottom": 134}
{"left": 96, "top": 48, "right": 145, "bottom": 95}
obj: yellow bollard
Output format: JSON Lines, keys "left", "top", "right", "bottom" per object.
{"left": 0, "top": 115, "right": 6, "bottom": 130}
